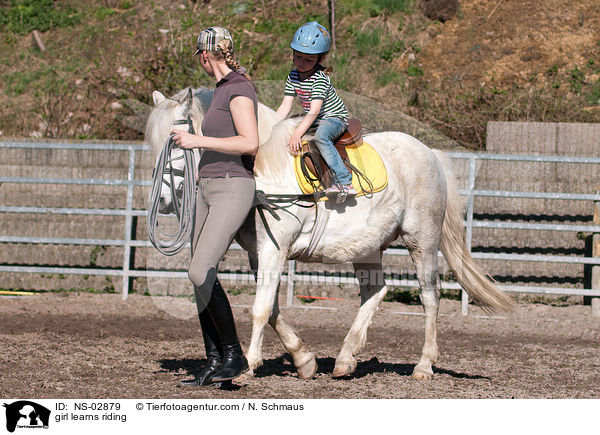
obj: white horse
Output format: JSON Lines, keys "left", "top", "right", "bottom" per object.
{"left": 146, "top": 87, "right": 514, "bottom": 380}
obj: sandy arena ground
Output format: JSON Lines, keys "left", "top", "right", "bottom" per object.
{"left": 0, "top": 292, "right": 598, "bottom": 399}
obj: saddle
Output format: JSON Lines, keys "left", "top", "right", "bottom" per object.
{"left": 300, "top": 119, "right": 364, "bottom": 191}
{"left": 294, "top": 119, "right": 388, "bottom": 199}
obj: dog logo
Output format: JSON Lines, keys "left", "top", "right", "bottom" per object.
{"left": 3, "top": 401, "right": 50, "bottom": 432}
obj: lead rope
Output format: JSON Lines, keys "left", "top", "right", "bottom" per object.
{"left": 147, "top": 117, "right": 198, "bottom": 256}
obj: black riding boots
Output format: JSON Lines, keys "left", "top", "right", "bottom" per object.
{"left": 180, "top": 311, "right": 222, "bottom": 386}
{"left": 210, "top": 342, "right": 249, "bottom": 383}
{"left": 181, "top": 278, "right": 249, "bottom": 386}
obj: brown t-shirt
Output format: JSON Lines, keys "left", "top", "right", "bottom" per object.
{"left": 198, "top": 71, "right": 258, "bottom": 178}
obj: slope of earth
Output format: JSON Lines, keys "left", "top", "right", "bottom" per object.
{"left": 409, "top": 0, "right": 600, "bottom": 145}
{"left": 0, "top": 0, "right": 598, "bottom": 148}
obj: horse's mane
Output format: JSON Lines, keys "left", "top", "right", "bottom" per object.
{"left": 253, "top": 117, "right": 300, "bottom": 180}
{"left": 193, "top": 87, "right": 213, "bottom": 114}
{"left": 145, "top": 88, "right": 206, "bottom": 153}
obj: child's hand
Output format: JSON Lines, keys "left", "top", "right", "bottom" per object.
{"left": 288, "top": 133, "right": 303, "bottom": 154}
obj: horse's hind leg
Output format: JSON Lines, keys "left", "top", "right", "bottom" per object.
{"left": 403, "top": 231, "right": 442, "bottom": 381}
{"left": 332, "top": 254, "right": 388, "bottom": 378}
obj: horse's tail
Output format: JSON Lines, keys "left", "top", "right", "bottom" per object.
{"left": 432, "top": 149, "right": 514, "bottom": 312}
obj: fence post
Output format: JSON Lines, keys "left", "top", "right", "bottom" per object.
{"left": 592, "top": 189, "right": 600, "bottom": 317}
{"left": 329, "top": 0, "right": 336, "bottom": 55}
{"left": 287, "top": 260, "right": 296, "bottom": 308}
{"left": 462, "top": 156, "right": 477, "bottom": 315}
{"left": 121, "top": 146, "right": 136, "bottom": 300}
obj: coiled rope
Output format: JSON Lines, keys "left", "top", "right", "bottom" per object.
{"left": 147, "top": 118, "right": 197, "bottom": 256}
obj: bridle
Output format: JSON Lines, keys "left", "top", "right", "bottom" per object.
{"left": 168, "top": 116, "right": 196, "bottom": 210}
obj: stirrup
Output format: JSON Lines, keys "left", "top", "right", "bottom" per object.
{"left": 326, "top": 184, "right": 357, "bottom": 203}
{"left": 335, "top": 191, "right": 348, "bottom": 204}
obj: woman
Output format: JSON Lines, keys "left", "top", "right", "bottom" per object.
{"left": 171, "top": 26, "right": 258, "bottom": 386}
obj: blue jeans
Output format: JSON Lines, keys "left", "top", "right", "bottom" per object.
{"left": 313, "top": 117, "right": 352, "bottom": 186}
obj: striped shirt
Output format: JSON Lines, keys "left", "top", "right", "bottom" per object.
{"left": 284, "top": 69, "right": 348, "bottom": 123}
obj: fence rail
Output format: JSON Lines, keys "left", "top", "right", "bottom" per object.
{"left": 1, "top": 140, "right": 599, "bottom": 315}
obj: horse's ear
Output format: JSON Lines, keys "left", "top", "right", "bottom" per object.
{"left": 186, "top": 87, "right": 194, "bottom": 107}
{"left": 152, "top": 91, "right": 167, "bottom": 106}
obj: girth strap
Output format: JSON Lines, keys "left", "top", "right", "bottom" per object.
{"left": 291, "top": 200, "right": 331, "bottom": 261}
{"left": 252, "top": 189, "right": 328, "bottom": 253}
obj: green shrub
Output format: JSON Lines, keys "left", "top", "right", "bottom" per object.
{"left": 377, "top": 69, "right": 403, "bottom": 86}
{"left": 380, "top": 39, "right": 405, "bottom": 62}
{"left": 3, "top": 66, "right": 67, "bottom": 97}
{"left": 568, "top": 67, "right": 585, "bottom": 94}
{"left": 0, "top": 0, "right": 81, "bottom": 34}
{"left": 302, "top": 13, "right": 328, "bottom": 25}
{"left": 406, "top": 64, "right": 423, "bottom": 76}
{"left": 355, "top": 29, "right": 380, "bottom": 56}
{"left": 95, "top": 7, "right": 116, "bottom": 21}
{"left": 373, "top": 0, "right": 415, "bottom": 13}
{"left": 586, "top": 79, "right": 600, "bottom": 105}
{"left": 337, "top": 0, "right": 414, "bottom": 17}
{"left": 331, "top": 52, "right": 351, "bottom": 90}
{"left": 4, "top": 70, "right": 35, "bottom": 96}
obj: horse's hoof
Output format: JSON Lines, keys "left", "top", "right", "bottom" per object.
{"left": 247, "top": 357, "right": 263, "bottom": 372}
{"left": 296, "top": 357, "right": 317, "bottom": 380}
{"left": 412, "top": 366, "right": 434, "bottom": 381}
{"left": 234, "top": 370, "right": 254, "bottom": 383}
{"left": 234, "top": 369, "right": 254, "bottom": 382}
{"left": 332, "top": 359, "right": 357, "bottom": 378}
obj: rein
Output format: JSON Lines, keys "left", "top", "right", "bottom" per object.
{"left": 147, "top": 115, "right": 197, "bottom": 256}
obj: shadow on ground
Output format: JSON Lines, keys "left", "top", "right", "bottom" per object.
{"left": 158, "top": 355, "right": 489, "bottom": 381}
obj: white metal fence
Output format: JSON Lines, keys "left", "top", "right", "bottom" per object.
{"left": 1, "top": 140, "right": 599, "bottom": 314}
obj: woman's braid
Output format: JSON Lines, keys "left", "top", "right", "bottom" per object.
{"left": 217, "top": 40, "right": 240, "bottom": 71}
{"left": 216, "top": 39, "right": 255, "bottom": 89}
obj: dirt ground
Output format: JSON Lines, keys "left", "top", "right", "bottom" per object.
{"left": 0, "top": 292, "right": 598, "bottom": 399}
{"left": 416, "top": 0, "right": 600, "bottom": 89}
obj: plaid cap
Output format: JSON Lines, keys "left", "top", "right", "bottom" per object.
{"left": 193, "top": 26, "right": 234, "bottom": 56}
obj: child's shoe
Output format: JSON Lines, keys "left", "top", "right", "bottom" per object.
{"left": 325, "top": 184, "right": 357, "bottom": 203}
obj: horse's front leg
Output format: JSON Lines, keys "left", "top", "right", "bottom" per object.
{"left": 245, "top": 246, "right": 286, "bottom": 375}
{"left": 267, "top": 287, "right": 317, "bottom": 379}
{"left": 246, "top": 244, "right": 316, "bottom": 379}
{"left": 333, "top": 257, "right": 388, "bottom": 378}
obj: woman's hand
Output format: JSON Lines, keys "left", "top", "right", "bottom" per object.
{"left": 171, "top": 129, "right": 200, "bottom": 149}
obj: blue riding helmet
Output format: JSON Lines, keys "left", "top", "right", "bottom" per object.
{"left": 290, "top": 21, "right": 331, "bottom": 54}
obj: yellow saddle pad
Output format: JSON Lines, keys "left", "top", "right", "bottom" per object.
{"left": 293, "top": 140, "right": 388, "bottom": 198}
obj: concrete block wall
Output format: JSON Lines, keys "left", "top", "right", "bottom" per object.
{"left": 0, "top": 140, "right": 155, "bottom": 291}
{"left": 462, "top": 122, "right": 599, "bottom": 288}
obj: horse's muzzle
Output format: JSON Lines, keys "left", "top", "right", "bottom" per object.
{"left": 159, "top": 197, "right": 174, "bottom": 215}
